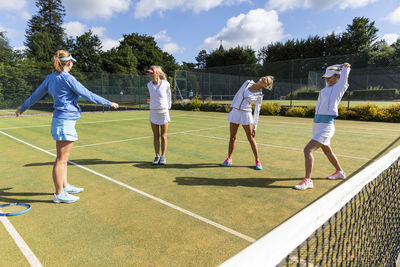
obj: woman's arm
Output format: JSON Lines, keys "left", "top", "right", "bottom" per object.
{"left": 166, "top": 82, "right": 172, "bottom": 109}
{"left": 17, "top": 76, "right": 51, "bottom": 115}
{"left": 66, "top": 75, "right": 113, "bottom": 106}
{"left": 252, "top": 95, "right": 263, "bottom": 133}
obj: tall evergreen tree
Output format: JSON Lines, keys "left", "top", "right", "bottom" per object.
{"left": 25, "top": 0, "right": 66, "bottom": 62}
{"left": 195, "top": 50, "right": 208, "bottom": 69}
{"left": 66, "top": 30, "right": 103, "bottom": 73}
{"left": 0, "top": 32, "right": 15, "bottom": 65}
{"left": 342, "top": 17, "right": 378, "bottom": 53}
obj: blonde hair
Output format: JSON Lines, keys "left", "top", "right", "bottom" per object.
{"left": 150, "top": 65, "right": 167, "bottom": 80}
{"left": 262, "top": 75, "right": 274, "bottom": 89}
{"left": 52, "top": 50, "right": 71, "bottom": 73}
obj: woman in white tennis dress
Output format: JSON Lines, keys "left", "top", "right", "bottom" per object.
{"left": 147, "top": 65, "right": 171, "bottom": 165}
{"left": 221, "top": 76, "right": 274, "bottom": 170}
{"left": 294, "top": 62, "right": 351, "bottom": 190}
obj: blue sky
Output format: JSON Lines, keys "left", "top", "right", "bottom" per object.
{"left": 0, "top": 0, "right": 399, "bottom": 64}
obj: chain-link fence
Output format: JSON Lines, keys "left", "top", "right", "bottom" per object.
{"left": 1, "top": 53, "right": 399, "bottom": 112}
{"left": 176, "top": 53, "right": 400, "bottom": 107}
{"left": 0, "top": 66, "right": 152, "bottom": 111}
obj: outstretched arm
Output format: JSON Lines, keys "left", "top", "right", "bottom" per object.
{"left": 16, "top": 76, "right": 50, "bottom": 116}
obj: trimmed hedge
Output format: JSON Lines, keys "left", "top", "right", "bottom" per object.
{"left": 172, "top": 101, "right": 400, "bottom": 122}
{"left": 351, "top": 89, "right": 398, "bottom": 100}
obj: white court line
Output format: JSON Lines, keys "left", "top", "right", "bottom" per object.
{"left": 47, "top": 125, "right": 228, "bottom": 150}
{"left": 182, "top": 132, "right": 373, "bottom": 161}
{"left": 0, "top": 114, "right": 187, "bottom": 130}
{"left": 0, "top": 213, "right": 43, "bottom": 266}
{"left": 176, "top": 114, "right": 400, "bottom": 133}
{"left": 0, "top": 130, "right": 256, "bottom": 244}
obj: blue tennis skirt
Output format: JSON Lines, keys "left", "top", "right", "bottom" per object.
{"left": 51, "top": 118, "right": 78, "bottom": 141}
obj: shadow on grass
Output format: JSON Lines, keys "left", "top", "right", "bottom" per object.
{"left": 24, "top": 158, "right": 136, "bottom": 167}
{"left": 174, "top": 177, "right": 327, "bottom": 188}
{"left": 0, "top": 188, "right": 53, "bottom": 203}
{"left": 132, "top": 161, "right": 223, "bottom": 169}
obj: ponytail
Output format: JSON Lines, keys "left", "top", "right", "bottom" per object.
{"left": 150, "top": 65, "right": 167, "bottom": 80}
{"left": 52, "top": 50, "right": 71, "bottom": 73}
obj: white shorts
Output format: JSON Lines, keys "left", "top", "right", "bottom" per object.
{"left": 149, "top": 110, "right": 170, "bottom": 125}
{"left": 312, "top": 122, "right": 335, "bottom": 146}
{"left": 227, "top": 108, "right": 253, "bottom": 125}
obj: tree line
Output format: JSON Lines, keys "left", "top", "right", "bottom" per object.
{"left": 1, "top": 0, "right": 400, "bottom": 75}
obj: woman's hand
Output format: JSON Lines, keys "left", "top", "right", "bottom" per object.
{"left": 252, "top": 130, "right": 256, "bottom": 138}
{"left": 342, "top": 62, "right": 351, "bottom": 68}
{"left": 111, "top": 102, "right": 119, "bottom": 109}
{"left": 15, "top": 106, "right": 23, "bottom": 117}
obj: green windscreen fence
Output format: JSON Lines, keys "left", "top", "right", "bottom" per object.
{"left": 0, "top": 67, "right": 152, "bottom": 111}
{"left": 175, "top": 53, "right": 400, "bottom": 106}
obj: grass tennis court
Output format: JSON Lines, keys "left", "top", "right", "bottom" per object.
{"left": 1, "top": 110, "right": 399, "bottom": 266}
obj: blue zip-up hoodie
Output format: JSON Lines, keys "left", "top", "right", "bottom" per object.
{"left": 20, "top": 71, "right": 112, "bottom": 120}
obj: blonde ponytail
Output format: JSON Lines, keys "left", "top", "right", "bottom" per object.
{"left": 52, "top": 50, "right": 71, "bottom": 73}
{"left": 150, "top": 65, "right": 167, "bottom": 80}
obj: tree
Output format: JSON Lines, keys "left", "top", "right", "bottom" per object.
{"left": 66, "top": 30, "right": 103, "bottom": 73}
{"left": 343, "top": 17, "right": 378, "bottom": 53}
{"left": 25, "top": 0, "right": 66, "bottom": 62}
{"left": 181, "top": 62, "right": 196, "bottom": 70}
{"left": 205, "top": 46, "right": 257, "bottom": 68}
{"left": 195, "top": 50, "right": 207, "bottom": 69}
{"left": 0, "top": 32, "right": 15, "bottom": 65}
{"left": 119, "top": 33, "right": 178, "bottom": 75}
{"left": 101, "top": 45, "right": 138, "bottom": 74}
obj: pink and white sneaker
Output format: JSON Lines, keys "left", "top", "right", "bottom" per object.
{"left": 293, "top": 178, "right": 314, "bottom": 190}
{"left": 221, "top": 157, "right": 232, "bottom": 167}
{"left": 327, "top": 170, "right": 346, "bottom": 180}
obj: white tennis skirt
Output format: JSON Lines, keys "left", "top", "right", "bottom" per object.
{"left": 312, "top": 122, "right": 335, "bottom": 145}
{"left": 227, "top": 108, "right": 253, "bottom": 125}
{"left": 149, "top": 110, "right": 170, "bottom": 125}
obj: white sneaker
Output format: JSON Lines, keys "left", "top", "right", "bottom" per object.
{"left": 64, "top": 184, "right": 84, "bottom": 194}
{"left": 327, "top": 170, "right": 346, "bottom": 180}
{"left": 293, "top": 178, "right": 314, "bottom": 190}
{"left": 53, "top": 192, "right": 79, "bottom": 203}
{"left": 159, "top": 156, "right": 166, "bottom": 165}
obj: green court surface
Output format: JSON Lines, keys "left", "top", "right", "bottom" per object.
{"left": 0, "top": 110, "right": 399, "bottom": 266}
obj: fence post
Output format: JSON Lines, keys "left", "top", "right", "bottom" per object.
{"left": 101, "top": 72, "right": 104, "bottom": 113}
{"left": 290, "top": 59, "right": 294, "bottom": 107}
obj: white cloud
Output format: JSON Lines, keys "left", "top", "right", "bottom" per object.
{"left": 102, "top": 38, "right": 121, "bottom": 51}
{"left": 153, "top": 30, "right": 171, "bottom": 42}
{"left": 63, "top": 21, "right": 88, "bottom": 37}
{"left": 202, "top": 8, "right": 288, "bottom": 51}
{"left": 64, "top": 0, "right": 130, "bottom": 20}
{"left": 162, "top": 42, "right": 185, "bottom": 54}
{"left": 91, "top": 27, "right": 107, "bottom": 38}
{"left": 0, "top": 0, "right": 30, "bottom": 20}
{"left": 63, "top": 21, "right": 120, "bottom": 51}
{"left": 386, "top": 5, "right": 400, "bottom": 24}
{"left": 153, "top": 30, "right": 184, "bottom": 55}
{"left": 134, "top": 0, "right": 248, "bottom": 19}
{"left": 382, "top": 33, "right": 399, "bottom": 45}
{"left": 265, "top": 0, "right": 378, "bottom": 12}
{"left": 0, "top": 0, "right": 27, "bottom": 11}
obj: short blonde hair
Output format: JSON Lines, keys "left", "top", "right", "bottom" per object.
{"left": 150, "top": 65, "right": 167, "bottom": 80}
{"left": 52, "top": 50, "right": 71, "bottom": 73}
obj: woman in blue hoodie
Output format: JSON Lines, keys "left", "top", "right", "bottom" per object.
{"left": 16, "top": 50, "right": 119, "bottom": 203}
{"left": 294, "top": 62, "right": 351, "bottom": 190}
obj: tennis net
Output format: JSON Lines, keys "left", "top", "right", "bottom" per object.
{"left": 221, "top": 145, "right": 400, "bottom": 267}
